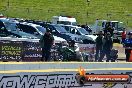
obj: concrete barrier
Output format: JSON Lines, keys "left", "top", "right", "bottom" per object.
{"left": 0, "top": 62, "right": 132, "bottom": 88}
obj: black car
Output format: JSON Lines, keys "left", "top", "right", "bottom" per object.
{"left": 45, "top": 24, "right": 82, "bottom": 43}
{"left": 0, "top": 19, "right": 37, "bottom": 39}
{"left": 17, "top": 22, "right": 46, "bottom": 38}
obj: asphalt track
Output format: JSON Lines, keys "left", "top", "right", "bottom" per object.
{"left": 107, "top": 43, "right": 126, "bottom": 61}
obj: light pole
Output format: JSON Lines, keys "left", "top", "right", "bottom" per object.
{"left": 7, "top": 0, "right": 10, "bottom": 8}
{"left": 86, "top": 0, "right": 91, "bottom": 25}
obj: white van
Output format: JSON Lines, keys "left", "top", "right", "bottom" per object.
{"left": 52, "top": 16, "right": 77, "bottom": 26}
{"left": 91, "top": 19, "right": 124, "bottom": 35}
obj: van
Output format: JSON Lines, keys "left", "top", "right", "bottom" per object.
{"left": 91, "top": 19, "right": 125, "bottom": 35}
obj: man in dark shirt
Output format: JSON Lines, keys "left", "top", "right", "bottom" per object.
{"left": 95, "top": 31, "right": 103, "bottom": 61}
{"left": 99, "top": 32, "right": 113, "bottom": 62}
{"left": 40, "top": 28, "right": 54, "bottom": 61}
{"left": 124, "top": 32, "right": 132, "bottom": 62}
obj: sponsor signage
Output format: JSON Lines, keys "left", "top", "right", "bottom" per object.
{"left": 78, "top": 44, "right": 95, "bottom": 53}
{"left": 0, "top": 40, "right": 23, "bottom": 61}
{"left": 23, "top": 41, "right": 42, "bottom": 61}
{"left": 0, "top": 74, "right": 77, "bottom": 88}
{"left": 0, "top": 40, "right": 61, "bottom": 61}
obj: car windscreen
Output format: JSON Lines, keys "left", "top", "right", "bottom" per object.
{"left": 78, "top": 28, "right": 89, "bottom": 35}
{"left": 54, "top": 25, "right": 68, "bottom": 33}
{"left": 4, "top": 22, "right": 17, "bottom": 31}
{"left": 36, "top": 26, "right": 46, "bottom": 34}
{"left": 71, "top": 22, "right": 77, "bottom": 26}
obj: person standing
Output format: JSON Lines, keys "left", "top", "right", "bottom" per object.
{"left": 40, "top": 28, "right": 54, "bottom": 61}
{"left": 121, "top": 28, "right": 126, "bottom": 44}
{"left": 124, "top": 32, "right": 132, "bottom": 62}
{"left": 98, "top": 32, "right": 113, "bottom": 62}
{"left": 95, "top": 31, "right": 103, "bottom": 61}
{"left": 104, "top": 22, "right": 114, "bottom": 37}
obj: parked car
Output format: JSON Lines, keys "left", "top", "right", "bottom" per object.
{"left": 17, "top": 22, "right": 68, "bottom": 44}
{"left": 80, "top": 25, "right": 92, "bottom": 34}
{"left": 62, "top": 25, "right": 97, "bottom": 44}
{"left": 45, "top": 24, "right": 82, "bottom": 43}
{"left": 0, "top": 18, "right": 37, "bottom": 39}
{"left": 17, "top": 22, "right": 46, "bottom": 38}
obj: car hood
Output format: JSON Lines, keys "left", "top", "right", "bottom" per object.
{"left": 53, "top": 35, "right": 67, "bottom": 43}
{"left": 85, "top": 35, "right": 97, "bottom": 41}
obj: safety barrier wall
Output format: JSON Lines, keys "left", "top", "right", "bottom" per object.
{"left": 0, "top": 62, "right": 132, "bottom": 88}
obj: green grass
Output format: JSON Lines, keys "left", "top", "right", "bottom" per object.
{"left": 0, "top": 0, "right": 132, "bottom": 28}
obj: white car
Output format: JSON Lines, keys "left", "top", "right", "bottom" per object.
{"left": 53, "top": 35, "right": 67, "bottom": 45}
{"left": 62, "top": 25, "right": 97, "bottom": 44}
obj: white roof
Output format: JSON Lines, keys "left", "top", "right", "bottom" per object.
{"left": 53, "top": 16, "right": 76, "bottom": 22}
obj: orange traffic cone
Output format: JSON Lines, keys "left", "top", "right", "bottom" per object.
{"left": 129, "top": 50, "right": 132, "bottom": 62}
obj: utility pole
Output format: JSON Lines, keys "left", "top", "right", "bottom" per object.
{"left": 7, "top": 0, "right": 10, "bottom": 8}
{"left": 86, "top": 0, "right": 91, "bottom": 25}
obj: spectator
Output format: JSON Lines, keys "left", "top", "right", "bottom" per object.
{"left": 104, "top": 23, "right": 109, "bottom": 35}
{"left": 95, "top": 31, "right": 103, "bottom": 61}
{"left": 99, "top": 32, "right": 113, "bottom": 62}
{"left": 108, "top": 26, "right": 114, "bottom": 37}
{"left": 104, "top": 22, "right": 114, "bottom": 37}
{"left": 124, "top": 32, "right": 132, "bottom": 62}
{"left": 121, "top": 28, "right": 126, "bottom": 44}
{"left": 39, "top": 28, "right": 54, "bottom": 61}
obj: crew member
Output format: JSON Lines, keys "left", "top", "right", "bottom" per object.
{"left": 99, "top": 32, "right": 113, "bottom": 62}
{"left": 40, "top": 28, "right": 54, "bottom": 61}
{"left": 95, "top": 31, "right": 103, "bottom": 61}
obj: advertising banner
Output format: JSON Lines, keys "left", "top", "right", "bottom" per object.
{"left": 23, "top": 41, "right": 42, "bottom": 61}
{"left": 0, "top": 63, "right": 132, "bottom": 88}
{"left": 0, "top": 39, "right": 96, "bottom": 61}
{"left": 78, "top": 44, "right": 95, "bottom": 54}
{"left": 0, "top": 40, "right": 23, "bottom": 61}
